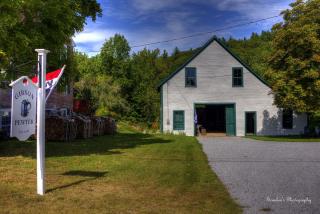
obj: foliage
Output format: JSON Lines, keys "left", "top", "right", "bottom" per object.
{"left": 74, "top": 52, "right": 102, "bottom": 78}
{"left": 226, "top": 31, "right": 274, "bottom": 77}
{"left": 0, "top": 0, "right": 102, "bottom": 81}
{"left": 74, "top": 67, "right": 128, "bottom": 118}
{"left": 74, "top": 33, "right": 198, "bottom": 124}
{"left": 100, "top": 34, "right": 131, "bottom": 78}
{"left": 166, "top": 48, "right": 196, "bottom": 78}
{"left": 0, "top": 49, "right": 8, "bottom": 67}
{"left": 0, "top": 49, "right": 9, "bottom": 82}
{"left": 130, "top": 49, "right": 162, "bottom": 124}
{"left": 266, "top": 0, "right": 320, "bottom": 113}
{"left": 100, "top": 34, "right": 133, "bottom": 101}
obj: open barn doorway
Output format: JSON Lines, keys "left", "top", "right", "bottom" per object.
{"left": 195, "top": 104, "right": 235, "bottom": 136}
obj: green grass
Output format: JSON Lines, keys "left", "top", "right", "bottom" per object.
{"left": 0, "top": 123, "right": 241, "bottom": 214}
{"left": 246, "top": 135, "right": 320, "bottom": 142}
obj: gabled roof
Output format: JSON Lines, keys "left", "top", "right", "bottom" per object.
{"left": 157, "top": 36, "right": 270, "bottom": 89}
{"left": 10, "top": 76, "right": 37, "bottom": 88}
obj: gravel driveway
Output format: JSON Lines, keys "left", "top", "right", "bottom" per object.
{"left": 198, "top": 137, "right": 320, "bottom": 214}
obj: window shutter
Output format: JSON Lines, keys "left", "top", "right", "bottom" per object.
{"left": 173, "top": 111, "right": 185, "bottom": 130}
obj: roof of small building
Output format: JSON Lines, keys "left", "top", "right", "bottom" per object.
{"left": 157, "top": 36, "right": 270, "bottom": 89}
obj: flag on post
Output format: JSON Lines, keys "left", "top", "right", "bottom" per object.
{"left": 31, "top": 65, "right": 66, "bottom": 101}
{"left": 194, "top": 110, "right": 198, "bottom": 124}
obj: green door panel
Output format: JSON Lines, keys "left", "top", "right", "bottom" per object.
{"left": 225, "top": 105, "right": 236, "bottom": 136}
{"left": 173, "top": 111, "right": 185, "bottom": 130}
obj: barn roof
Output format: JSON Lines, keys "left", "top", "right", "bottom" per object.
{"left": 157, "top": 36, "right": 270, "bottom": 89}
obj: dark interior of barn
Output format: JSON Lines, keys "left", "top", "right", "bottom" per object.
{"left": 196, "top": 105, "right": 226, "bottom": 134}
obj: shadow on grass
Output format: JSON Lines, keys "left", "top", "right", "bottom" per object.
{"left": 0, "top": 132, "right": 172, "bottom": 158}
{"left": 47, "top": 170, "right": 108, "bottom": 193}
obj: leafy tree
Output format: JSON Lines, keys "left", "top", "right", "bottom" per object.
{"left": 74, "top": 52, "right": 102, "bottom": 78}
{"left": 100, "top": 34, "right": 131, "bottom": 77}
{"left": 266, "top": 0, "right": 320, "bottom": 114}
{"left": 74, "top": 51, "right": 129, "bottom": 117}
{"left": 130, "top": 49, "right": 162, "bottom": 124}
{"left": 75, "top": 72, "right": 128, "bottom": 117}
{"left": 0, "top": 0, "right": 102, "bottom": 80}
{"left": 0, "top": 50, "right": 9, "bottom": 81}
{"left": 172, "top": 47, "right": 180, "bottom": 59}
{"left": 167, "top": 48, "right": 196, "bottom": 76}
{"left": 226, "top": 31, "right": 274, "bottom": 77}
{"left": 162, "top": 50, "right": 168, "bottom": 59}
{"left": 100, "top": 34, "right": 132, "bottom": 100}
{"left": 76, "top": 34, "right": 199, "bottom": 124}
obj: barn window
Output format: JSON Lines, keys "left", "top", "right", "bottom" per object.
{"left": 185, "top": 67, "right": 197, "bottom": 87}
{"left": 173, "top": 111, "right": 185, "bottom": 130}
{"left": 283, "top": 109, "right": 293, "bottom": 129}
{"left": 232, "top": 67, "right": 243, "bottom": 87}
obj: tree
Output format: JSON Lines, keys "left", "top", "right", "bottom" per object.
{"left": 0, "top": 50, "right": 9, "bottom": 81}
{"left": 172, "top": 47, "right": 180, "bottom": 60}
{"left": 75, "top": 72, "right": 128, "bottom": 117}
{"left": 267, "top": 0, "right": 320, "bottom": 113}
{"left": 100, "top": 34, "right": 132, "bottom": 101}
{"left": 162, "top": 50, "right": 168, "bottom": 59}
{"left": 74, "top": 52, "right": 102, "bottom": 78}
{"left": 226, "top": 31, "right": 274, "bottom": 77}
{"left": 74, "top": 52, "right": 128, "bottom": 117}
{"left": 100, "top": 34, "right": 131, "bottom": 77}
{"left": 130, "top": 49, "right": 162, "bottom": 124}
{"left": 0, "top": 0, "right": 102, "bottom": 80}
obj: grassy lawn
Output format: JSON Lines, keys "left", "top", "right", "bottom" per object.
{"left": 246, "top": 135, "right": 320, "bottom": 142}
{"left": 0, "top": 123, "right": 241, "bottom": 214}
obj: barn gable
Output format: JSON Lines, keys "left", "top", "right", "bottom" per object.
{"left": 158, "top": 36, "right": 270, "bottom": 89}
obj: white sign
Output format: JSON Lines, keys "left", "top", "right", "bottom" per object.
{"left": 10, "top": 76, "right": 37, "bottom": 141}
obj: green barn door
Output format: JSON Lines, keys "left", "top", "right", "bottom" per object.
{"left": 225, "top": 105, "right": 236, "bottom": 136}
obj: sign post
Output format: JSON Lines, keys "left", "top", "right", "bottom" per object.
{"left": 9, "top": 77, "right": 37, "bottom": 141}
{"left": 35, "top": 49, "right": 49, "bottom": 195}
{"left": 10, "top": 49, "right": 66, "bottom": 195}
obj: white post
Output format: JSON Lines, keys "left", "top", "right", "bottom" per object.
{"left": 35, "top": 49, "right": 49, "bottom": 195}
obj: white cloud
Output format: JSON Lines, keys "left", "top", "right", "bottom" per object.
{"left": 74, "top": 0, "right": 294, "bottom": 56}
{"left": 212, "top": 0, "right": 292, "bottom": 19}
{"left": 73, "top": 28, "right": 127, "bottom": 56}
{"left": 73, "top": 31, "right": 106, "bottom": 43}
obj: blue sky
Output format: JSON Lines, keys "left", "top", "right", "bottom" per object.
{"left": 73, "top": 0, "right": 294, "bottom": 56}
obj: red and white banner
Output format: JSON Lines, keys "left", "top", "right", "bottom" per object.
{"left": 32, "top": 65, "right": 66, "bottom": 100}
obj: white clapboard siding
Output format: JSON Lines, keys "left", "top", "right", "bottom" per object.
{"left": 161, "top": 39, "right": 307, "bottom": 136}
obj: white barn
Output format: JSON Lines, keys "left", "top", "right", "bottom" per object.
{"left": 159, "top": 37, "right": 307, "bottom": 136}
